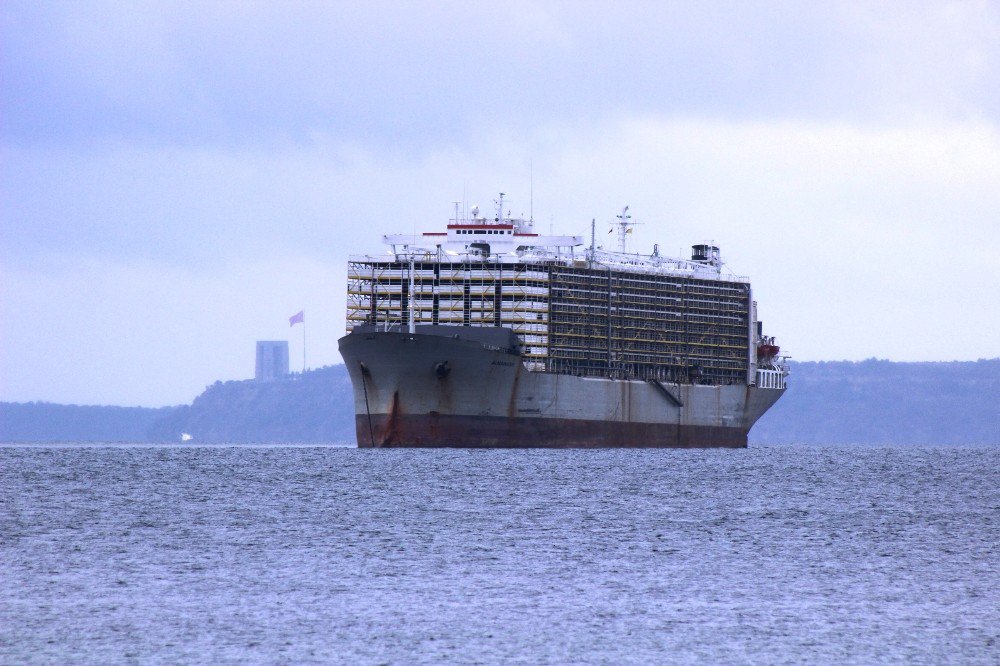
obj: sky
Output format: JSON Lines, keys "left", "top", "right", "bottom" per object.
{"left": 2, "top": 0, "right": 999, "bottom": 407}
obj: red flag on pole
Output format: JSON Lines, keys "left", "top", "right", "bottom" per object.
{"left": 289, "top": 310, "right": 304, "bottom": 326}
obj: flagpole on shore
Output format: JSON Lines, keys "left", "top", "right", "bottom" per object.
{"left": 289, "top": 310, "right": 306, "bottom": 374}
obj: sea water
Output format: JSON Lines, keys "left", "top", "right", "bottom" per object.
{"left": 1, "top": 444, "right": 997, "bottom": 664}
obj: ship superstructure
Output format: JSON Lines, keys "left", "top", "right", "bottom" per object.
{"left": 339, "top": 195, "right": 787, "bottom": 448}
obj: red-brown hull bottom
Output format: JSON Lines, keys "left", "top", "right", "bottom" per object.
{"left": 356, "top": 414, "right": 748, "bottom": 448}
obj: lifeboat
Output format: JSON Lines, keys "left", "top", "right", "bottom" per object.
{"left": 757, "top": 343, "right": 780, "bottom": 359}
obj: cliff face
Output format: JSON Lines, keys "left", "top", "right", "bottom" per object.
{"left": 148, "top": 365, "right": 356, "bottom": 444}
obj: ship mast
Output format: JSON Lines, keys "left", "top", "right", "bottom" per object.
{"left": 616, "top": 206, "right": 633, "bottom": 253}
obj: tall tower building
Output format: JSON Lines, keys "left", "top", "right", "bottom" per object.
{"left": 255, "top": 341, "right": 289, "bottom": 381}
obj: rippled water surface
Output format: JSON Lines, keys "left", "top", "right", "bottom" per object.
{"left": 1, "top": 445, "right": 997, "bottom": 664}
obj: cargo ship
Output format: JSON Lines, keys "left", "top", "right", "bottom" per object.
{"left": 338, "top": 195, "right": 787, "bottom": 447}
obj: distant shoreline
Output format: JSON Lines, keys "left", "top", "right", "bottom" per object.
{"left": 3, "top": 359, "right": 998, "bottom": 446}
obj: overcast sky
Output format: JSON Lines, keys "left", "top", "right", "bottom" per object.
{"left": 3, "top": 1, "right": 999, "bottom": 406}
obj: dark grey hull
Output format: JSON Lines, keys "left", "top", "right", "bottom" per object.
{"left": 338, "top": 326, "right": 784, "bottom": 448}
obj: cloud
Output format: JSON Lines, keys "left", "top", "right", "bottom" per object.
{"left": 0, "top": 254, "right": 343, "bottom": 406}
{"left": 3, "top": 1, "right": 999, "bottom": 403}
{"left": 521, "top": 117, "right": 1000, "bottom": 363}
{"left": 3, "top": 115, "right": 998, "bottom": 405}
{"left": 4, "top": 1, "right": 997, "bottom": 147}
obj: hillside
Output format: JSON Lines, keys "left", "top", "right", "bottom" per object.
{"left": 749, "top": 359, "right": 999, "bottom": 445}
{"left": 0, "top": 402, "right": 181, "bottom": 442}
{"left": 147, "top": 365, "right": 356, "bottom": 444}
{"left": 3, "top": 360, "right": 997, "bottom": 445}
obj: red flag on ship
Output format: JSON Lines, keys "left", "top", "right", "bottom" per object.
{"left": 289, "top": 310, "right": 304, "bottom": 326}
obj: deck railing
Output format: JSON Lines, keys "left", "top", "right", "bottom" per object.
{"left": 755, "top": 368, "right": 786, "bottom": 389}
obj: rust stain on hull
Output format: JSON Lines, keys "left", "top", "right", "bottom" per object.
{"left": 377, "top": 391, "right": 402, "bottom": 447}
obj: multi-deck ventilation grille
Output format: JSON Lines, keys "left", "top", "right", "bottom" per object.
{"left": 347, "top": 260, "right": 751, "bottom": 384}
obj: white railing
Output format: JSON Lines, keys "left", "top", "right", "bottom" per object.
{"left": 755, "top": 368, "right": 786, "bottom": 390}
{"left": 347, "top": 252, "right": 750, "bottom": 283}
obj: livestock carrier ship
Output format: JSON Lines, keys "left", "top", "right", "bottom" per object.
{"left": 338, "top": 195, "right": 787, "bottom": 448}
